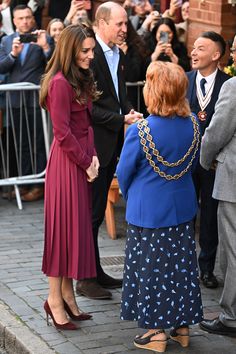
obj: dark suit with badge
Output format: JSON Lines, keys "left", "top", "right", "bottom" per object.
{"left": 91, "top": 41, "right": 132, "bottom": 277}
{"left": 186, "top": 69, "right": 229, "bottom": 282}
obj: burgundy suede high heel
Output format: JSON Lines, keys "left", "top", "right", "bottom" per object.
{"left": 63, "top": 300, "right": 92, "bottom": 321}
{"left": 44, "top": 300, "right": 78, "bottom": 330}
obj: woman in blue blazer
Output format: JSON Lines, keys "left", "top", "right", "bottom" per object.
{"left": 117, "top": 61, "right": 203, "bottom": 353}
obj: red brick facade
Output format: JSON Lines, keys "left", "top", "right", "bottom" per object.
{"left": 188, "top": 0, "right": 236, "bottom": 64}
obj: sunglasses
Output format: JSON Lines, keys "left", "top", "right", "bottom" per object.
{"left": 230, "top": 47, "right": 236, "bottom": 54}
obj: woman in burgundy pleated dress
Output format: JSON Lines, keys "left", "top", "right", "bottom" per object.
{"left": 40, "top": 24, "right": 100, "bottom": 330}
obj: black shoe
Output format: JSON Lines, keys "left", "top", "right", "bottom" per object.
{"left": 201, "top": 272, "right": 218, "bottom": 288}
{"left": 199, "top": 317, "right": 236, "bottom": 337}
{"left": 76, "top": 279, "right": 112, "bottom": 299}
{"left": 97, "top": 272, "right": 123, "bottom": 289}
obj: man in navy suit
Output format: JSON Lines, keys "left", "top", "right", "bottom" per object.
{"left": 76, "top": 1, "right": 143, "bottom": 300}
{"left": 0, "top": 4, "right": 53, "bottom": 201}
{"left": 186, "top": 31, "right": 230, "bottom": 288}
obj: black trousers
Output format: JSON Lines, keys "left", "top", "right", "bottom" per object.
{"left": 92, "top": 153, "right": 118, "bottom": 278}
{"left": 12, "top": 107, "right": 46, "bottom": 177}
{"left": 193, "top": 163, "right": 218, "bottom": 274}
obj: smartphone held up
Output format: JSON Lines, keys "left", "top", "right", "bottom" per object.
{"left": 159, "top": 31, "right": 169, "bottom": 44}
{"left": 19, "top": 33, "right": 37, "bottom": 43}
{"left": 75, "top": 0, "right": 91, "bottom": 10}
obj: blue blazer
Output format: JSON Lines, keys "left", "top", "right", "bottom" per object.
{"left": 0, "top": 32, "right": 54, "bottom": 107}
{"left": 116, "top": 115, "right": 200, "bottom": 228}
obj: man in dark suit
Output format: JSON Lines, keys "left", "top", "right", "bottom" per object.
{"left": 0, "top": 4, "right": 53, "bottom": 201}
{"left": 76, "top": 1, "right": 143, "bottom": 299}
{"left": 186, "top": 31, "right": 230, "bottom": 288}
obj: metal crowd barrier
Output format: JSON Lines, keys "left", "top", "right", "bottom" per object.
{"left": 126, "top": 81, "right": 145, "bottom": 112}
{"left": 0, "top": 81, "right": 144, "bottom": 210}
{"left": 0, "top": 83, "right": 51, "bottom": 210}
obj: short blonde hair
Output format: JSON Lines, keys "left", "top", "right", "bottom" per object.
{"left": 94, "top": 2, "right": 112, "bottom": 26}
{"left": 143, "top": 61, "right": 191, "bottom": 117}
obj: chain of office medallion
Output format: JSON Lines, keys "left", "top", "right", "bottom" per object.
{"left": 137, "top": 114, "right": 200, "bottom": 180}
{"left": 138, "top": 114, "right": 199, "bottom": 167}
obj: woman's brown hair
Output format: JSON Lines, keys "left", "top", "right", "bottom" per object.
{"left": 143, "top": 61, "right": 191, "bottom": 117}
{"left": 40, "top": 24, "right": 99, "bottom": 109}
{"left": 46, "top": 18, "right": 65, "bottom": 36}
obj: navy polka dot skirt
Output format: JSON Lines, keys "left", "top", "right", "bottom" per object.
{"left": 120, "top": 221, "right": 203, "bottom": 329}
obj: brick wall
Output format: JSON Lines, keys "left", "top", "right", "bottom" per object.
{"left": 188, "top": 0, "right": 236, "bottom": 64}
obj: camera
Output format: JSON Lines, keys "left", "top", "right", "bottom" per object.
{"left": 19, "top": 33, "right": 38, "bottom": 43}
{"left": 159, "top": 31, "right": 169, "bottom": 44}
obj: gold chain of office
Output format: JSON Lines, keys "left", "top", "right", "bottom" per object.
{"left": 137, "top": 114, "right": 200, "bottom": 180}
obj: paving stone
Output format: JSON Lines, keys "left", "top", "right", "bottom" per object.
{"left": 82, "top": 344, "right": 127, "bottom": 354}
{"left": 53, "top": 341, "right": 83, "bottom": 354}
{"left": 0, "top": 198, "right": 236, "bottom": 353}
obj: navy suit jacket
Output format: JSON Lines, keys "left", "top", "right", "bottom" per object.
{"left": 91, "top": 41, "right": 132, "bottom": 168}
{"left": 186, "top": 69, "right": 230, "bottom": 134}
{"left": 0, "top": 32, "right": 54, "bottom": 107}
{"left": 116, "top": 114, "right": 200, "bottom": 228}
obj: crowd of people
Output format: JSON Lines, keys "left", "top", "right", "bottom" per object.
{"left": 0, "top": 0, "right": 236, "bottom": 352}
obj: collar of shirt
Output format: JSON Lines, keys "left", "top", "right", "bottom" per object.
{"left": 95, "top": 34, "right": 120, "bottom": 101}
{"left": 95, "top": 34, "right": 119, "bottom": 55}
{"left": 196, "top": 69, "right": 218, "bottom": 92}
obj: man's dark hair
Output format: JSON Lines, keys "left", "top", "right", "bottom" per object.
{"left": 200, "top": 31, "right": 226, "bottom": 58}
{"left": 13, "top": 5, "right": 33, "bottom": 16}
{"left": 0, "top": 12, "right": 2, "bottom": 25}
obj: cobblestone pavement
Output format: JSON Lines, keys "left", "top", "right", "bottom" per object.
{"left": 0, "top": 196, "right": 236, "bottom": 354}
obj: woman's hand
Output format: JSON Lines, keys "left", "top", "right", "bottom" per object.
{"left": 165, "top": 43, "right": 178, "bottom": 64}
{"left": 151, "top": 41, "right": 167, "bottom": 61}
{"left": 92, "top": 155, "right": 100, "bottom": 172}
{"left": 86, "top": 156, "right": 99, "bottom": 182}
{"left": 141, "top": 11, "right": 161, "bottom": 32}
{"left": 118, "top": 41, "right": 128, "bottom": 55}
{"left": 65, "top": 0, "right": 84, "bottom": 24}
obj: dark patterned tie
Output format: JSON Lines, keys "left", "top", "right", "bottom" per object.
{"left": 200, "top": 78, "right": 207, "bottom": 97}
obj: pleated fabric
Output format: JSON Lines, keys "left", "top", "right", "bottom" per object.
{"left": 121, "top": 221, "right": 203, "bottom": 329}
{"left": 42, "top": 73, "right": 96, "bottom": 280}
{"left": 42, "top": 139, "right": 96, "bottom": 280}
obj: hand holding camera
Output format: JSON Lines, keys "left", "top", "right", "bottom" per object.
{"left": 34, "top": 30, "right": 49, "bottom": 52}
{"left": 11, "top": 36, "right": 23, "bottom": 58}
{"left": 141, "top": 10, "right": 161, "bottom": 32}
{"left": 167, "top": 0, "right": 183, "bottom": 17}
{"left": 11, "top": 30, "right": 49, "bottom": 58}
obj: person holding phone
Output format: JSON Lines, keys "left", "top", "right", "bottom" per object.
{"left": 146, "top": 17, "right": 190, "bottom": 71}
{"left": 175, "top": 1, "right": 189, "bottom": 44}
{"left": 0, "top": 4, "right": 54, "bottom": 201}
{"left": 64, "top": 0, "right": 90, "bottom": 26}
{"left": 129, "top": 0, "right": 153, "bottom": 31}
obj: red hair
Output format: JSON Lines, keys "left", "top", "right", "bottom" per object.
{"left": 143, "top": 61, "right": 191, "bottom": 117}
